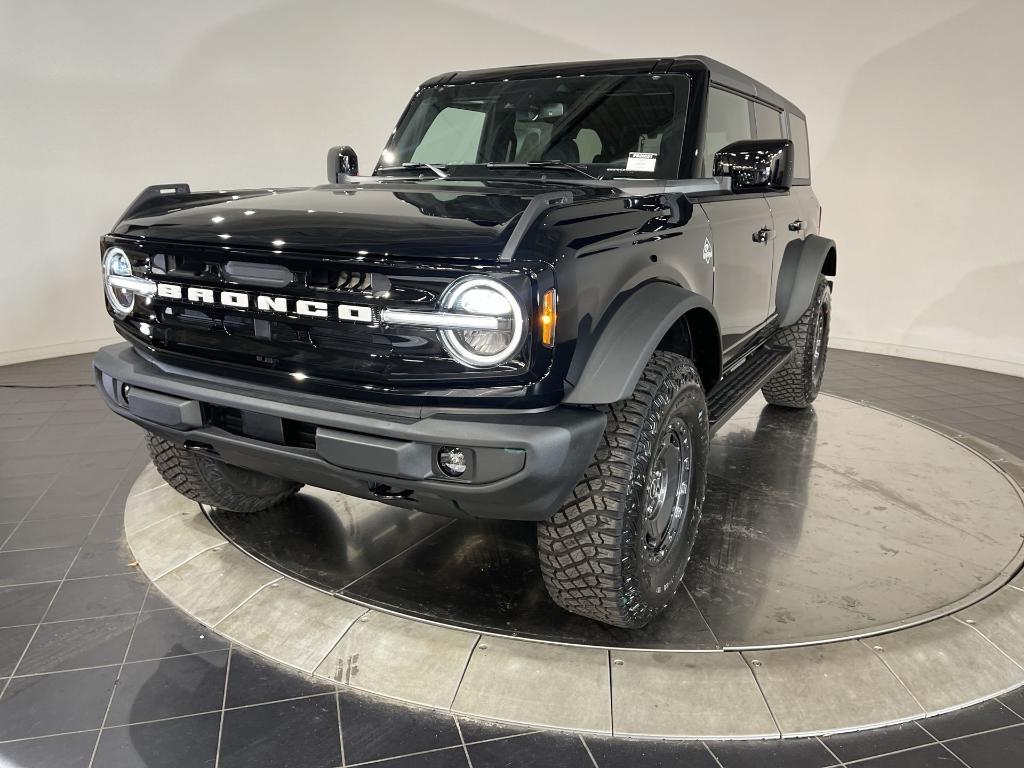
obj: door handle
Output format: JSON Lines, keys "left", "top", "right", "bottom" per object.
{"left": 789, "top": 219, "right": 805, "bottom": 232}
{"left": 752, "top": 227, "right": 774, "bottom": 244}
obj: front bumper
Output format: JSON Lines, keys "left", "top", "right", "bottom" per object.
{"left": 93, "top": 344, "right": 606, "bottom": 521}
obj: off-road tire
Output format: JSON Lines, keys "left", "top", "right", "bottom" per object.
{"left": 537, "top": 351, "right": 710, "bottom": 628}
{"left": 145, "top": 431, "right": 301, "bottom": 513}
{"left": 761, "top": 274, "right": 831, "bottom": 409}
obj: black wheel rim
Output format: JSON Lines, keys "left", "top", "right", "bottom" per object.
{"left": 640, "top": 417, "right": 693, "bottom": 566}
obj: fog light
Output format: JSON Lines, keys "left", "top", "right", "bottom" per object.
{"left": 438, "top": 447, "right": 467, "bottom": 477}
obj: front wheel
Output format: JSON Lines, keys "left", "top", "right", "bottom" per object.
{"left": 145, "top": 432, "right": 302, "bottom": 513}
{"left": 537, "top": 351, "right": 710, "bottom": 628}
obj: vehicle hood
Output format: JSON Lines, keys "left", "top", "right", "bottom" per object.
{"left": 112, "top": 180, "right": 613, "bottom": 260}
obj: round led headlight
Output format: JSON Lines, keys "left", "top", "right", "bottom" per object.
{"left": 438, "top": 277, "right": 524, "bottom": 368}
{"left": 103, "top": 247, "right": 135, "bottom": 318}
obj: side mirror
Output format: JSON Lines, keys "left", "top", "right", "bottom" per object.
{"left": 713, "top": 139, "right": 793, "bottom": 192}
{"left": 327, "top": 145, "right": 359, "bottom": 182}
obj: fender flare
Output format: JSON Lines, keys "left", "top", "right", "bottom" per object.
{"left": 563, "top": 282, "right": 721, "bottom": 405}
{"left": 775, "top": 234, "right": 836, "bottom": 327}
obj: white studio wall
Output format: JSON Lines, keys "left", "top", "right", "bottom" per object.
{"left": 1, "top": 0, "right": 1021, "bottom": 374}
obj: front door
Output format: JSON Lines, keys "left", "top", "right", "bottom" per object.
{"left": 702, "top": 196, "right": 775, "bottom": 353}
{"left": 700, "top": 87, "right": 775, "bottom": 356}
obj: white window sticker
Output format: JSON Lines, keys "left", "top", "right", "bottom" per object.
{"left": 626, "top": 152, "right": 658, "bottom": 172}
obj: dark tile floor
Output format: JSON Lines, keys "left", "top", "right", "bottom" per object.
{"left": 0, "top": 350, "right": 1023, "bottom": 767}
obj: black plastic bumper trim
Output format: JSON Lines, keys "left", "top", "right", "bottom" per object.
{"left": 93, "top": 344, "right": 605, "bottom": 521}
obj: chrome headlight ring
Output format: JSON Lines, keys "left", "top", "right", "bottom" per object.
{"left": 102, "top": 247, "right": 136, "bottom": 318}
{"left": 437, "top": 277, "right": 525, "bottom": 368}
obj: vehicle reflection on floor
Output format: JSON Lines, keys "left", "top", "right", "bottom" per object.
{"left": 208, "top": 395, "right": 1024, "bottom": 650}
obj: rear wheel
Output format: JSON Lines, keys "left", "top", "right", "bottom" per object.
{"left": 537, "top": 351, "right": 709, "bottom": 628}
{"left": 761, "top": 274, "right": 831, "bottom": 409}
{"left": 145, "top": 432, "right": 302, "bottom": 513}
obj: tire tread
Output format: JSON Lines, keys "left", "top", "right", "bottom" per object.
{"left": 145, "top": 432, "right": 300, "bottom": 513}
{"left": 538, "top": 351, "right": 706, "bottom": 628}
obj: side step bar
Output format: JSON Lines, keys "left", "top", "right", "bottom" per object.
{"left": 706, "top": 345, "right": 794, "bottom": 435}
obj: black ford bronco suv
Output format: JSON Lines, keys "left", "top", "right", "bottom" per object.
{"left": 94, "top": 56, "right": 835, "bottom": 629}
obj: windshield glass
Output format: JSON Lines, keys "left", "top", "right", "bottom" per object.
{"left": 378, "top": 74, "right": 691, "bottom": 180}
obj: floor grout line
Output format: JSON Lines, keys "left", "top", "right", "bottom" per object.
{"left": 683, "top": 581, "right": 722, "bottom": 648}
{"left": 578, "top": 734, "right": 599, "bottom": 767}
{"left": 702, "top": 741, "right": 725, "bottom": 768}
{"left": 209, "top": 576, "right": 283, "bottom": 630}
{"left": 937, "top": 720, "right": 1024, "bottom": 744}
{"left": 953, "top": 616, "right": 1024, "bottom": 674}
{"left": 0, "top": 470, "right": 66, "bottom": 551}
{"left": 0, "top": 605, "right": 176, "bottom": 632}
{"left": 308, "top": 608, "right": 370, "bottom": 680}
{"left": 447, "top": 634, "right": 482, "bottom": 711}
{"left": 453, "top": 717, "right": 474, "bottom": 767}
{"left": 342, "top": 743, "right": 471, "bottom": 767}
{"left": 125, "top": 482, "right": 169, "bottom": 500}
{"left": 125, "top": 510, "right": 185, "bottom": 538}
{"left": 834, "top": 722, "right": 1024, "bottom": 766}
{"left": 211, "top": 574, "right": 287, "bottom": 630}
{"left": 997, "top": 689, "right": 1024, "bottom": 720}
{"left": 0, "top": 537, "right": 108, "bottom": 556}
{"left": 738, "top": 653, "right": 783, "bottom": 739}
{"left": 6, "top": 647, "right": 229, "bottom": 680}
{"left": 815, "top": 736, "right": 848, "bottom": 767}
{"left": 0, "top": 692, "right": 352, "bottom": 747}
{"left": 213, "top": 641, "right": 233, "bottom": 768}
{"left": 859, "top": 638, "right": 929, "bottom": 714}
{"left": 149, "top": 540, "right": 227, "bottom": 582}
{"left": 337, "top": 731, "right": 563, "bottom": 768}
{"left": 0, "top": 474, "right": 139, "bottom": 700}
{"left": 336, "top": 689, "right": 346, "bottom": 767}
{"left": 0, "top": 569, "right": 143, "bottom": 590}
{"left": 936, "top": 740, "right": 972, "bottom": 768}
{"left": 86, "top": 583, "right": 153, "bottom": 768}
{"left": 338, "top": 519, "right": 457, "bottom": 593}
{"left": 606, "top": 650, "right": 615, "bottom": 736}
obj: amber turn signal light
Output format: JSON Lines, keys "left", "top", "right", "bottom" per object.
{"left": 540, "top": 289, "right": 556, "bottom": 347}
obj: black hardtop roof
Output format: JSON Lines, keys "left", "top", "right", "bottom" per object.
{"left": 420, "top": 56, "right": 804, "bottom": 119}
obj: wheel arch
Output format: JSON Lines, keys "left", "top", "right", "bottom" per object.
{"left": 776, "top": 234, "right": 836, "bottom": 327}
{"left": 563, "top": 282, "right": 722, "bottom": 405}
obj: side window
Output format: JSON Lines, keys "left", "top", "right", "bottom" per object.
{"left": 788, "top": 113, "right": 811, "bottom": 180}
{"left": 410, "top": 107, "right": 485, "bottom": 164}
{"left": 702, "top": 87, "right": 753, "bottom": 177}
{"left": 753, "top": 102, "right": 783, "bottom": 140}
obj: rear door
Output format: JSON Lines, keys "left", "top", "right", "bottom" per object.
{"left": 753, "top": 101, "right": 806, "bottom": 315}
{"left": 700, "top": 87, "right": 774, "bottom": 353}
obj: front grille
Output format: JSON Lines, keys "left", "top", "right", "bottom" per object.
{"left": 282, "top": 420, "right": 317, "bottom": 450}
{"left": 207, "top": 405, "right": 247, "bottom": 438}
{"left": 206, "top": 404, "right": 318, "bottom": 451}
{"left": 110, "top": 239, "right": 538, "bottom": 391}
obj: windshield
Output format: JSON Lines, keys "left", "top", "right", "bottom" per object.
{"left": 378, "top": 74, "right": 691, "bottom": 180}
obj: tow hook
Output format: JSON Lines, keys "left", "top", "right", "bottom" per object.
{"left": 368, "top": 482, "right": 413, "bottom": 500}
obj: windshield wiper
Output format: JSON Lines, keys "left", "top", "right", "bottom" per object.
{"left": 486, "top": 161, "right": 599, "bottom": 180}
{"left": 378, "top": 162, "right": 449, "bottom": 179}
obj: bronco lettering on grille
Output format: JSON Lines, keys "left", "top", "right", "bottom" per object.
{"left": 154, "top": 282, "right": 373, "bottom": 323}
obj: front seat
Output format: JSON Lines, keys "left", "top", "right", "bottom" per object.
{"left": 541, "top": 135, "right": 580, "bottom": 163}
{"left": 486, "top": 111, "right": 519, "bottom": 162}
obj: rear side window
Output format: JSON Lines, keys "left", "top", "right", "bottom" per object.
{"left": 753, "top": 102, "right": 783, "bottom": 140}
{"left": 788, "top": 113, "right": 811, "bottom": 181}
{"left": 702, "top": 87, "right": 752, "bottom": 177}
